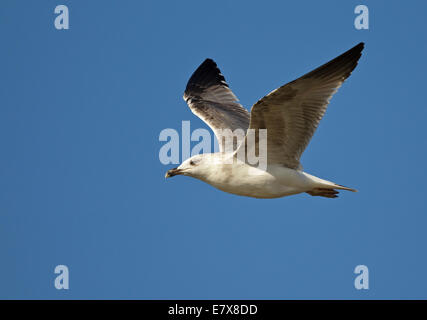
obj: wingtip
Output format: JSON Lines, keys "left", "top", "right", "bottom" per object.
{"left": 185, "top": 57, "right": 229, "bottom": 94}
{"left": 199, "top": 58, "right": 218, "bottom": 70}
{"left": 352, "top": 42, "right": 365, "bottom": 54}
{"left": 203, "top": 58, "right": 216, "bottom": 64}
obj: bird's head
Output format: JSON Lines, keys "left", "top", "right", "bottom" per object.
{"left": 165, "top": 154, "right": 213, "bottom": 179}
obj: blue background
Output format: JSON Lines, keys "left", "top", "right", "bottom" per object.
{"left": 1, "top": 0, "right": 426, "bottom": 299}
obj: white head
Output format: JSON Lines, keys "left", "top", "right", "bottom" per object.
{"left": 165, "top": 153, "right": 221, "bottom": 180}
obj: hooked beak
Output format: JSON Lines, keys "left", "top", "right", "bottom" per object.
{"left": 165, "top": 167, "right": 183, "bottom": 178}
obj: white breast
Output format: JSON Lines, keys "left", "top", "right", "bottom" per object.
{"left": 203, "top": 162, "right": 314, "bottom": 199}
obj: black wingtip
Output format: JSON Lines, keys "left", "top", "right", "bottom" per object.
{"left": 347, "top": 42, "right": 365, "bottom": 60}
{"left": 185, "top": 58, "right": 229, "bottom": 95}
{"left": 195, "top": 58, "right": 218, "bottom": 74}
{"left": 300, "top": 42, "right": 365, "bottom": 82}
{"left": 353, "top": 42, "right": 365, "bottom": 53}
{"left": 344, "top": 42, "right": 365, "bottom": 57}
{"left": 202, "top": 58, "right": 216, "bottom": 65}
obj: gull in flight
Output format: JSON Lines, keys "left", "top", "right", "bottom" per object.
{"left": 165, "top": 43, "right": 364, "bottom": 198}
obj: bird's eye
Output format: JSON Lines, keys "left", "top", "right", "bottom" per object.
{"left": 190, "top": 160, "right": 196, "bottom": 166}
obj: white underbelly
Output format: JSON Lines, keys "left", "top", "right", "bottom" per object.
{"left": 206, "top": 164, "right": 314, "bottom": 199}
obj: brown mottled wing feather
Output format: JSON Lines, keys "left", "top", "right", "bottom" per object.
{"left": 183, "top": 59, "right": 250, "bottom": 152}
{"left": 244, "top": 42, "right": 364, "bottom": 169}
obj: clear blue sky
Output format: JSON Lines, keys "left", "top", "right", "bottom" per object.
{"left": 1, "top": 0, "right": 426, "bottom": 299}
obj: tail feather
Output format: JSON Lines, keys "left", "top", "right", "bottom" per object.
{"left": 304, "top": 173, "right": 358, "bottom": 198}
{"left": 306, "top": 184, "right": 357, "bottom": 198}
{"left": 333, "top": 184, "right": 357, "bottom": 192}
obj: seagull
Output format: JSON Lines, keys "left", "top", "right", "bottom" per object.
{"left": 165, "top": 43, "right": 364, "bottom": 198}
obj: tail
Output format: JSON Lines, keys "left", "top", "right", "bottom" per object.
{"left": 332, "top": 184, "right": 358, "bottom": 192}
{"left": 306, "top": 180, "right": 357, "bottom": 199}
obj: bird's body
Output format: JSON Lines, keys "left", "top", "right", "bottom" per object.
{"left": 171, "top": 152, "right": 355, "bottom": 198}
{"left": 165, "top": 43, "right": 364, "bottom": 199}
{"left": 193, "top": 157, "right": 313, "bottom": 198}
{"left": 204, "top": 166, "right": 305, "bottom": 199}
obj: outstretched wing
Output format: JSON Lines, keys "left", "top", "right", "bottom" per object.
{"left": 183, "top": 59, "right": 250, "bottom": 152}
{"left": 241, "top": 42, "right": 364, "bottom": 169}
